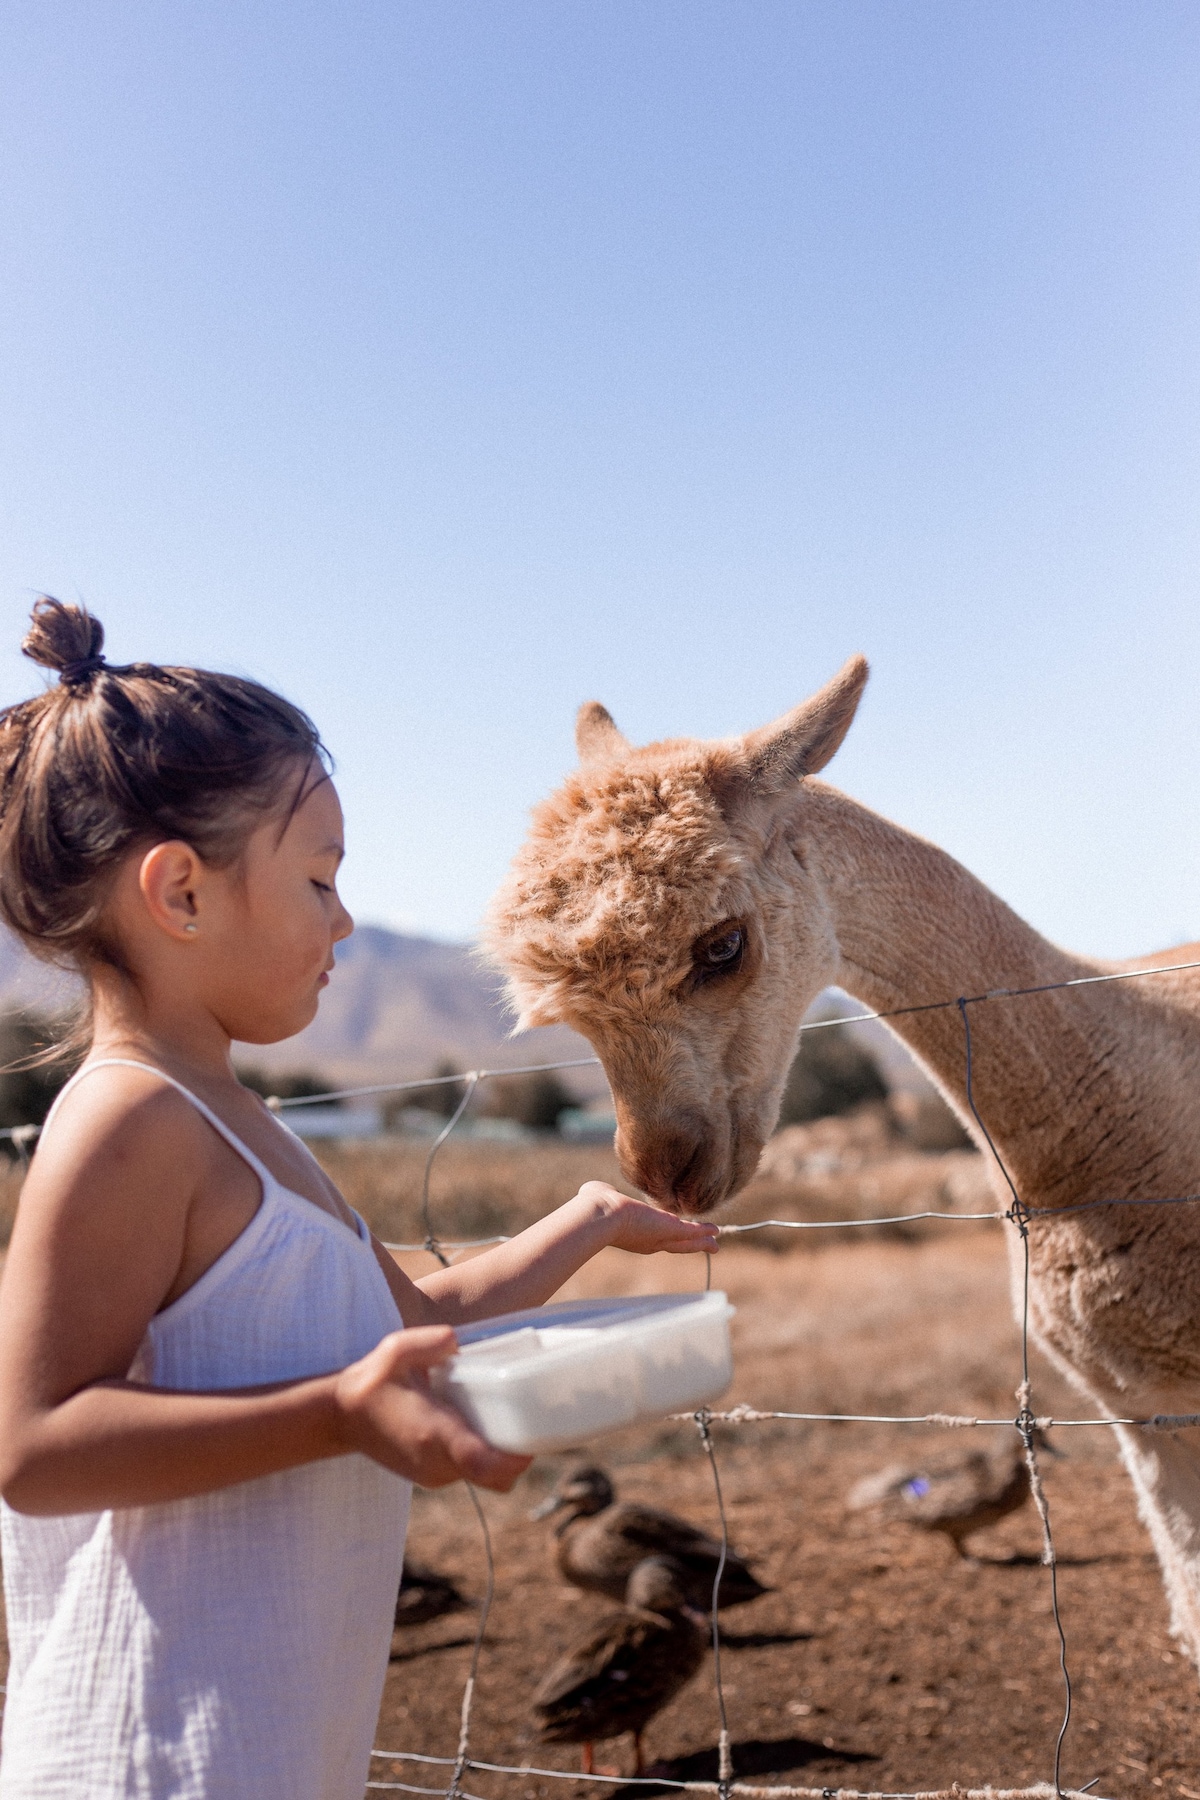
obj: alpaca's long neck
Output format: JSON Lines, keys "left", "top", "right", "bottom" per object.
{"left": 796, "top": 783, "right": 1196, "bottom": 1206}
{"left": 803, "top": 780, "right": 1092, "bottom": 1017}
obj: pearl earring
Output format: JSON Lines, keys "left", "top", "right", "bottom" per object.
{"left": 184, "top": 923, "right": 198, "bottom": 934}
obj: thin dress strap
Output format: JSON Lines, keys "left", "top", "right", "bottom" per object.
{"left": 41, "top": 1058, "right": 275, "bottom": 1187}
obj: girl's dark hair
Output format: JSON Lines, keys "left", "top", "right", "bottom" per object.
{"left": 0, "top": 598, "right": 329, "bottom": 975}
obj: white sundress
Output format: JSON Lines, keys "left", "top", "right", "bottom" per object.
{"left": 0, "top": 1059, "right": 410, "bottom": 1800}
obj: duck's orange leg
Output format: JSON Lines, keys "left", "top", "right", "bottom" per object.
{"left": 581, "top": 1744, "right": 595, "bottom": 1776}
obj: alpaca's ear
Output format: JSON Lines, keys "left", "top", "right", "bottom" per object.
{"left": 723, "top": 655, "right": 869, "bottom": 796}
{"left": 576, "top": 701, "right": 630, "bottom": 766}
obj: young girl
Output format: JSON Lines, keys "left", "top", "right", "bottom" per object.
{"left": 0, "top": 599, "right": 717, "bottom": 1800}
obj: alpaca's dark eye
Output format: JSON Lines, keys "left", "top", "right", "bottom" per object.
{"left": 692, "top": 924, "right": 746, "bottom": 984}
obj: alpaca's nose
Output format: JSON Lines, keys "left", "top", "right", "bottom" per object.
{"left": 614, "top": 1112, "right": 724, "bottom": 1214}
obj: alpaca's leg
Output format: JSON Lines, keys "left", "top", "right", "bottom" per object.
{"left": 1113, "top": 1422, "right": 1200, "bottom": 1667}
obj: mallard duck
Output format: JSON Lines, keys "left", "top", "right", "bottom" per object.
{"left": 532, "top": 1556, "right": 707, "bottom": 1775}
{"left": 846, "top": 1430, "right": 1059, "bottom": 1559}
{"left": 530, "top": 1464, "right": 767, "bottom": 1610}
{"left": 394, "top": 1559, "right": 472, "bottom": 1628}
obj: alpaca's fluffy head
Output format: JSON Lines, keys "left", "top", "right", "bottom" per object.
{"left": 483, "top": 656, "right": 868, "bottom": 1211}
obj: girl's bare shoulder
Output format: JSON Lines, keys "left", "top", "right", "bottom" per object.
{"left": 25, "top": 1065, "right": 215, "bottom": 1211}
{"left": 2, "top": 1067, "right": 222, "bottom": 1344}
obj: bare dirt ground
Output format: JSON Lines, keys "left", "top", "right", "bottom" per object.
{"left": 380, "top": 1234, "right": 1200, "bottom": 1800}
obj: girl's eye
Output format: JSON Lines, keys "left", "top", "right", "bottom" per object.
{"left": 312, "top": 881, "right": 334, "bottom": 894}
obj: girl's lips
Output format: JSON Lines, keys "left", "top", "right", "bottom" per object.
{"left": 318, "top": 972, "right": 330, "bottom": 988}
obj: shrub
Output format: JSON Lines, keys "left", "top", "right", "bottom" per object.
{"left": 0, "top": 1010, "right": 78, "bottom": 1148}
{"left": 777, "top": 1022, "right": 888, "bottom": 1125}
{"left": 235, "top": 1066, "right": 342, "bottom": 1106}
{"left": 423, "top": 1061, "right": 469, "bottom": 1119}
{"left": 890, "top": 1087, "right": 975, "bottom": 1151}
{"left": 478, "top": 1071, "right": 575, "bottom": 1132}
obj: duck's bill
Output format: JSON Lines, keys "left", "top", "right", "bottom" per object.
{"left": 529, "top": 1491, "right": 567, "bottom": 1521}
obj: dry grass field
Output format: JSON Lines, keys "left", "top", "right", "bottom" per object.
{"left": 0, "top": 1111, "right": 1196, "bottom": 1795}
{"left": 318, "top": 1101, "right": 994, "bottom": 1251}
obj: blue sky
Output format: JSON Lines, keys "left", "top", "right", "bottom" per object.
{"left": 2, "top": 3, "right": 1198, "bottom": 954}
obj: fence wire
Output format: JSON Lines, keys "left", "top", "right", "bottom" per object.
{"left": 6, "top": 957, "right": 1200, "bottom": 1797}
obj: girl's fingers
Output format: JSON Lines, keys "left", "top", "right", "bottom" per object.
{"left": 343, "top": 1369, "right": 521, "bottom": 1489}
{"left": 651, "top": 1219, "right": 718, "bottom": 1245}
{"left": 612, "top": 1206, "right": 719, "bottom": 1254}
{"left": 335, "top": 1327, "right": 461, "bottom": 1439}
{"left": 393, "top": 1395, "right": 530, "bottom": 1491}
{"left": 456, "top": 1441, "right": 533, "bottom": 1491}
{"left": 375, "top": 1325, "right": 459, "bottom": 1373}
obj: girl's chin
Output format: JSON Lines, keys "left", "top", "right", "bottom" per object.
{"left": 234, "top": 995, "right": 323, "bottom": 1046}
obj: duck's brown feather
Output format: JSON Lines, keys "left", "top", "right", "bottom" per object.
{"left": 558, "top": 1502, "right": 766, "bottom": 1607}
{"left": 533, "top": 1607, "right": 706, "bottom": 1747}
{"left": 847, "top": 1440, "right": 1034, "bottom": 1549}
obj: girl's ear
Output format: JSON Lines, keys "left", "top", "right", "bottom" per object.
{"left": 138, "top": 842, "right": 205, "bottom": 941}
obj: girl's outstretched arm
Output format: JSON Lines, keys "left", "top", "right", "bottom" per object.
{"left": 385, "top": 1183, "right": 719, "bottom": 1326}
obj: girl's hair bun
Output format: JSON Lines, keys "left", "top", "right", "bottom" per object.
{"left": 21, "top": 598, "right": 105, "bottom": 675}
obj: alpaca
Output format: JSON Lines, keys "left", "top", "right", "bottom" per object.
{"left": 483, "top": 656, "right": 1200, "bottom": 1664}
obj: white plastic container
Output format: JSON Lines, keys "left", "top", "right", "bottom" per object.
{"left": 431, "top": 1291, "right": 735, "bottom": 1454}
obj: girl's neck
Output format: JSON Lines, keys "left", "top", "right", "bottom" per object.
{"left": 87, "top": 969, "right": 238, "bottom": 1089}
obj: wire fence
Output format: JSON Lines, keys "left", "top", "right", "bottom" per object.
{"left": 6, "top": 956, "right": 1200, "bottom": 1796}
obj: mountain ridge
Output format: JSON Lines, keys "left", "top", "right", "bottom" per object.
{"left": 0, "top": 923, "right": 607, "bottom": 1097}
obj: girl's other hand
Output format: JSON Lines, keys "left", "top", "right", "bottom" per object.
{"left": 334, "top": 1326, "right": 530, "bottom": 1493}
{"left": 574, "top": 1182, "right": 720, "bottom": 1257}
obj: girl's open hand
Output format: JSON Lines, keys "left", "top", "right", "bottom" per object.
{"left": 334, "top": 1326, "right": 531, "bottom": 1493}
{"left": 575, "top": 1181, "right": 720, "bottom": 1257}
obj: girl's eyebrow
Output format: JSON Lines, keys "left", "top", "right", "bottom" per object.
{"left": 317, "top": 841, "right": 345, "bottom": 863}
